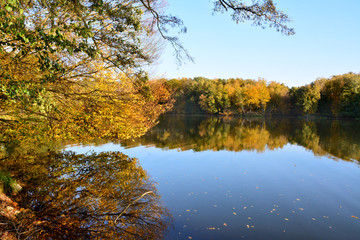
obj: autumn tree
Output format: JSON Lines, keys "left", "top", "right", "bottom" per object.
{"left": 242, "top": 79, "right": 270, "bottom": 112}
{"left": 0, "top": 0, "right": 175, "bottom": 144}
{"left": 267, "top": 81, "right": 290, "bottom": 115}
{"left": 0, "top": 0, "right": 295, "bottom": 145}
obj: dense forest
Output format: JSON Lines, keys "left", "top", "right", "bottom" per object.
{"left": 151, "top": 73, "right": 360, "bottom": 118}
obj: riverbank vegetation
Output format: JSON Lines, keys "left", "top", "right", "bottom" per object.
{"left": 1, "top": 0, "right": 358, "bottom": 238}
{"left": 152, "top": 73, "right": 360, "bottom": 118}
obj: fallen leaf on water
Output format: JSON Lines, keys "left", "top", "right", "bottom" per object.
{"left": 186, "top": 209, "right": 190, "bottom": 212}
{"left": 351, "top": 216, "right": 359, "bottom": 219}
{"left": 284, "top": 218, "right": 289, "bottom": 221}
{"left": 207, "top": 227, "right": 216, "bottom": 230}
{"left": 246, "top": 225, "right": 250, "bottom": 228}
{"left": 223, "top": 223, "right": 228, "bottom": 227}
{"left": 233, "top": 212, "right": 237, "bottom": 215}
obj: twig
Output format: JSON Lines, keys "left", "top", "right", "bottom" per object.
{"left": 114, "top": 191, "right": 153, "bottom": 224}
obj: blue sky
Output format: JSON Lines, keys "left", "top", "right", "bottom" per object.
{"left": 152, "top": 0, "right": 360, "bottom": 87}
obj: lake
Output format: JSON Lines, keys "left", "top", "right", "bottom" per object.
{"left": 71, "top": 115, "right": 360, "bottom": 239}
{"left": 2, "top": 115, "right": 360, "bottom": 239}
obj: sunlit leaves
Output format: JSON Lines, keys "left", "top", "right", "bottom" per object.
{"left": 0, "top": 0, "right": 174, "bottom": 148}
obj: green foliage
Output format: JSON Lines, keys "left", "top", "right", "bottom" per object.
{"left": 0, "top": 171, "right": 18, "bottom": 195}
{"left": 163, "top": 73, "right": 360, "bottom": 118}
{"left": 319, "top": 73, "right": 360, "bottom": 117}
{"left": 291, "top": 82, "right": 321, "bottom": 115}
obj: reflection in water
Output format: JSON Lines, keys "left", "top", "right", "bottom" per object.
{"left": 0, "top": 151, "right": 171, "bottom": 239}
{"left": 122, "top": 116, "right": 360, "bottom": 162}
{"left": 115, "top": 116, "right": 360, "bottom": 240}
{"left": 2, "top": 116, "right": 360, "bottom": 239}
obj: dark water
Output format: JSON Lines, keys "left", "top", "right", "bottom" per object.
{"left": 72, "top": 116, "right": 360, "bottom": 240}
{"left": 2, "top": 116, "right": 360, "bottom": 239}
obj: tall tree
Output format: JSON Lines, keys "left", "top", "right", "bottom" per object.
{"left": 0, "top": 0, "right": 294, "bottom": 144}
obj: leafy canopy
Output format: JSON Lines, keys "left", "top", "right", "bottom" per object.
{"left": 0, "top": 0, "right": 293, "bottom": 146}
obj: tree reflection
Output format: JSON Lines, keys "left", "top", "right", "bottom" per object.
{"left": 0, "top": 151, "right": 171, "bottom": 239}
{"left": 122, "top": 116, "right": 288, "bottom": 152}
{"left": 122, "top": 116, "right": 360, "bottom": 162}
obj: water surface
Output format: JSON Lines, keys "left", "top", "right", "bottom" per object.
{"left": 72, "top": 116, "right": 360, "bottom": 239}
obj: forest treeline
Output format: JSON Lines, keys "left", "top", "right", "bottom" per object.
{"left": 152, "top": 73, "right": 360, "bottom": 118}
